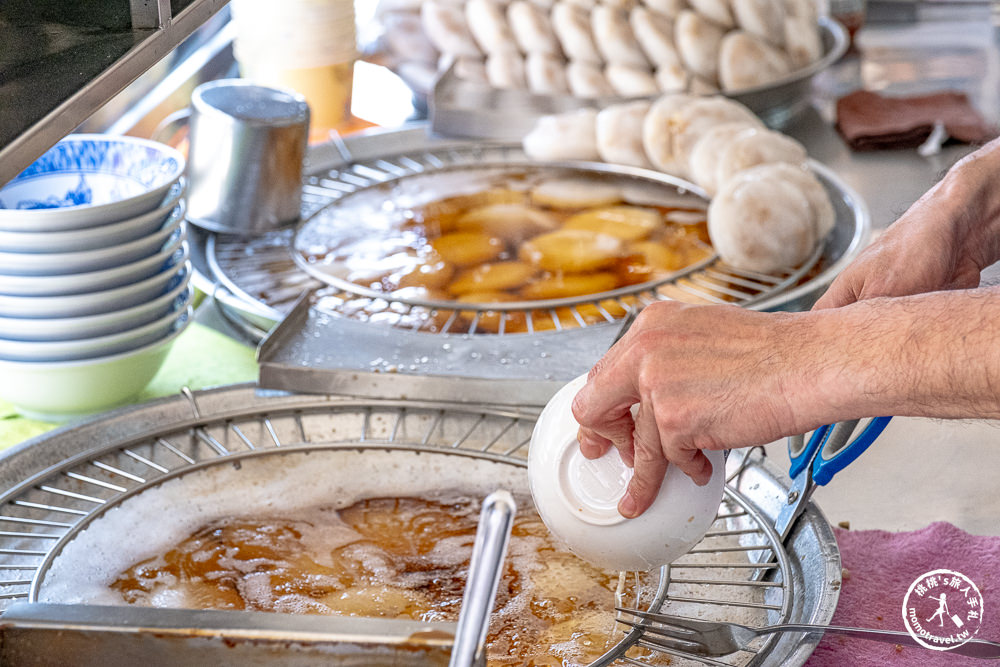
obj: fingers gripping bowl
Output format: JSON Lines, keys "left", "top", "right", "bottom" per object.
{"left": 529, "top": 373, "right": 726, "bottom": 571}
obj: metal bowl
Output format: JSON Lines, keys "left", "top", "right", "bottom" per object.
{"left": 727, "top": 17, "right": 849, "bottom": 127}
{"left": 430, "top": 18, "right": 849, "bottom": 141}
{"left": 0, "top": 382, "right": 839, "bottom": 666}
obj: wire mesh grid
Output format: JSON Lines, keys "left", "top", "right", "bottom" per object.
{"left": 0, "top": 399, "right": 791, "bottom": 666}
{"left": 207, "top": 143, "right": 820, "bottom": 337}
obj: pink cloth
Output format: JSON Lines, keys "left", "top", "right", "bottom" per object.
{"left": 806, "top": 522, "right": 1000, "bottom": 666}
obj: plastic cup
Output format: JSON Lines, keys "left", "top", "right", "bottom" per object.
{"left": 231, "top": 0, "right": 357, "bottom": 133}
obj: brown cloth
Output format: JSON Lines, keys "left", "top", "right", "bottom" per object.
{"left": 835, "top": 89, "right": 997, "bottom": 151}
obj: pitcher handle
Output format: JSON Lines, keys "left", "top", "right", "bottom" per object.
{"left": 152, "top": 108, "right": 191, "bottom": 146}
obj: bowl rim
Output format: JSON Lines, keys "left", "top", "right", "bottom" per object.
{"left": 8, "top": 134, "right": 186, "bottom": 186}
{"left": 0, "top": 310, "right": 192, "bottom": 370}
{"left": 0, "top": 206, "right": 185, "bottom": 270}
{"left": 0, "top": 305, "right": 193, "bottom": 366}
{"left": 0, "top": 281, "right": 193, "bottom": 334}
{"left": 0, "top": 254, "right": 190, "bottom": 311}
{"left": 0, "top": 179, "right": 185, "bottom": 247}
{"left": 724, "top": 17, "right": 849, "bottom": 97}
{"left": 0, "top": 134, "right": 185, "bottom": 219}
{"left": 0, "top": 226, "right": 187, "bottom": 295}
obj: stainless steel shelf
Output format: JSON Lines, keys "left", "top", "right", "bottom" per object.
{"left": 0, "top": 0, "right": 227, "bottom": 186}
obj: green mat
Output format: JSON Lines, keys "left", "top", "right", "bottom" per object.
{"left": 0, "top": 322, "right": 258, "bottom": 450}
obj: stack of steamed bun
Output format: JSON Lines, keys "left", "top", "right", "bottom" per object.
{"left": 523, "top": 93, "right": 833, "bottom": 273}
{"left": 378, "top": 0, "right": 824, "bottom": 98}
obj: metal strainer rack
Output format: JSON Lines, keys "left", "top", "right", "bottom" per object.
{"left": 0, "top": 385, "right": 838, "bottom": 666}
{"left": 205, "top": 142, "right": 822, "bottom": 338}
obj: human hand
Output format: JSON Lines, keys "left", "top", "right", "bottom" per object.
{"left": 816, "top": 145, "right": 1000, "bottom": 309}
{"left": 571, "top": 301, "right": 827, "bottom": 518}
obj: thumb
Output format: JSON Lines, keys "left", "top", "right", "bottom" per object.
{"left": 812, "top": 283, "right": 856, "bottom": 311}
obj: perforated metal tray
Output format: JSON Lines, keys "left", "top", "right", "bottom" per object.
{"left": 189, "top": 124, "right": 870, "bottom": 343}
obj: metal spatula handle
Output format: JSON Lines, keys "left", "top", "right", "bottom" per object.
{"left": 449, "top": 490, "right": 516, "bottom": 667}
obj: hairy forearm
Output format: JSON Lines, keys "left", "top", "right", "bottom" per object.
{"left": 936, "top": 138, "right": 1000, "bottom": 270}
{"left": 796, "top": 286, "right": 1000, "bottom": 423}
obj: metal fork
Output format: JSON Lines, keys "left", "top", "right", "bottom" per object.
{"left": 616, "top": 608, "right": 1000, "bottom": 660}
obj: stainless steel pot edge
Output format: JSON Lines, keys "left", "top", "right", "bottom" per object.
{"left": 0, "top": 384, "right": 839, "bottom": 667}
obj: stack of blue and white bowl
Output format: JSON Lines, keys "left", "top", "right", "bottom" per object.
{"left": 0, "top": 134, "right": 191, "bottom": 421}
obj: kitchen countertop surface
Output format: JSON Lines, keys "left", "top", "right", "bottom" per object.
{"left": 762, "top": 6, "right": 1000, "bottom": 538}
{"left": 3, "top": 7, "right": 1000, "bottom": 539}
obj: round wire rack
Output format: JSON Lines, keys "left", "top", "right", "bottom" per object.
{"left": 206, "top": 143, "right": 823, "bottom": 337}
{"left": 0, "top": 395, "right": 801, "bottom": 666}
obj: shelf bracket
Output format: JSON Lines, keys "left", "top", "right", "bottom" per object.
{"left": 131, "top": 0, "right": 173, "bottom": 30}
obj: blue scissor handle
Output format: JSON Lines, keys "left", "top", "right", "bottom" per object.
{"left": 787, "top": 424, "right": 830, "bottom": 479}
{"left": 812, "top": 416, "right": 892, "bottom": 485}
{"left": 787, "top": 417, "right": 892, "bottom": 483}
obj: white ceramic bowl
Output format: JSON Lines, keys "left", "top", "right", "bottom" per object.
{"left": 528, "top": 374, "right": 726, "bottom": 571}
{"left": 0, "top": 230, "right": 186, "bottom": 297}
{"left": 0, "top": 314, "right": 192, "bottom": 422}
{"left": 0, "top": 258, "right": 190, "bottom": 319}
{"left": 0, "top": 134, "right": 185, "bottom": 232}
{"left": 0, "top": 281, "right": 192, "bottom": 342}
{"left": 0, "top": 300, "right": 192, "bottom": 362}
{"left": 0, "top": 180, "right": 185, "bottom": 253}
{"left": 0, "top": 208, "right": 184, "bottom": 277}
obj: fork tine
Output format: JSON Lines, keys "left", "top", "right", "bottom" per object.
{"left": 640, "top": 635, "right": 723, "bottom": 658}
{"left": 639, "top": 632, "right": 715, "bottom": 657}
{"left": 616, "top": 607, "right": 715, "bottom": 632}
{"left": 617, "top": 618, "right": 707, "bottom": 650}
{"left": 615, "top": 612, "right": 697, "bottom": 637}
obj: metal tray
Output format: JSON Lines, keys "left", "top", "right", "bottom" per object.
{"left": 430, "top": 18, "right": 849, "bottom": 141}
{"left": 0, "top": 382, "right": 839, "bottom": 666}
{"left": 254, "top": 293, "right": 622, "bottom": 401}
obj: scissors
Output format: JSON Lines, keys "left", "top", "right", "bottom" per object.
{"left": 773, "top": 417, "right": 893, "bottom": 543}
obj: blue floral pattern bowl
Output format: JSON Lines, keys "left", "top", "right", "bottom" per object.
{"left": 0, "top": 134, "right": 185, "bottom": 232}
{"left": 0, "top": 179, "right": 184, "bottom": 253}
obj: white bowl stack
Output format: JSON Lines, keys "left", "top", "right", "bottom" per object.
{"left": 0, "top": 134, "right": 192, "bottom": 422}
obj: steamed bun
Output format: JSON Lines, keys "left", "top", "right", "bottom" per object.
{"left": 714, "top": 126, "right": 808, "bottom": 186}
{"left": 596, "top": 100, "right": 654, "bottom": 168}
{"left": 523, "top": 108, "right": 601, "bottom": 161}
{"left": 687, "top": 122, "right": 760, "bottom": 195}
{"left": 708, "top": 163, "right": 826, "bottom": 272}
{"left": 718, "top": 31, "right": 792, "bottom": 90}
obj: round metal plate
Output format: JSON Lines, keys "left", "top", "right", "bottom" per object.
{"left": 288, "top": 160, "right": 721, "bottom": 312}
{"left": 0, "top": 384, "right": 839, "bottom": 666}
{"left": 190, "top": 128, "right": 866, "bottom": 339}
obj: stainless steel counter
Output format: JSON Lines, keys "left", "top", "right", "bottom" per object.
{"left": 788, "top": 6, "right": 1000, "bottom": 231}
{"left": 761, "top": 8, "right": 1000, "bottom": 538}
